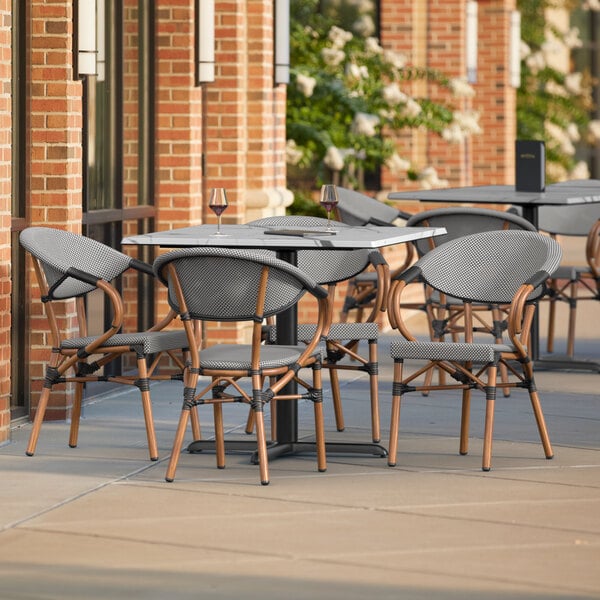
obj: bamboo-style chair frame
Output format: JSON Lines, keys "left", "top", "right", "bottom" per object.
{"left": 386, "top": 230, "right": 562, "bottom": 471}
{"left": 20, "top": 227, "right": 189, "bottom": 461}
{"left": 153, "top": 247, "right": 330, "bottom": 485}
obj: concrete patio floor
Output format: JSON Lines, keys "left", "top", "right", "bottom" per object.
{"left": 1, "top": 309, "right": 599, "bottom": 598}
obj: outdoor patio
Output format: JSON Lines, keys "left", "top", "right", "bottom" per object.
{"left": 1, "top": 297, "right": 598, "bottom": 600}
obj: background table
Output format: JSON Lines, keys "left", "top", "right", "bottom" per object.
{"left": 388, "top": 181, "right": 600, "bottom": 371}
{"left": 123, "top": 222, "right": 446, "bottom": 460}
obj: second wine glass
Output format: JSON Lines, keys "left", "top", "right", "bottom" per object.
{"left": 320, "top": 184, "right": 339, "bottom": 232}
{"left": 208, "top": 188, "right": 229, "bottom": 236}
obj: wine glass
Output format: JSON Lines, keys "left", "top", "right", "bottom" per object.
{"left": 208, "top": 188, "right": 229, "bottom": 236}
{"left": 320, "top": 184, "right": 339, "bottom": 232}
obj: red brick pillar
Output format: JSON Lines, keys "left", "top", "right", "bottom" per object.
{"left": 27, "top": 0, "right": 83, "bottom": 421}
{"left": 0, "top": 0, "right": 12, "bottom": 440}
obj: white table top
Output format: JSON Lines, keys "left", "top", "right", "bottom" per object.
{"left": 122, "top": 223, "right": 446, "bottom": 250}
{"left": 388, "top": 181, "right": 600, "bottom": 207}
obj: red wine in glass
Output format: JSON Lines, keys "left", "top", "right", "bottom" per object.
{"left": 208, "top": 188, "right": 228, "bottom": 236}
{"left": 320, "top": 184, "right": 339, "bottom": 231}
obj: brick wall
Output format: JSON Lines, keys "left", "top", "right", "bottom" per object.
{"left": 0, "top": 0, "right": 11, "bottom": 440}
{"left": 380, "top": 0, "right": 516, "bottom": 198}
{"left": 27, "top": 0, "right": 83, "bottom": 421}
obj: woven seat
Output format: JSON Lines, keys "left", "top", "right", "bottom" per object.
{"left": 387, "top": 230, "right": 562, "bottom": 471}
{"left": 153, "top": 247, "right": 330, "bottom": 485}
{"left": 19, "top": 227, "right": 189, "bottom": 461}
{"left": 248, "top": 215, "right": 388, "bottom": 443}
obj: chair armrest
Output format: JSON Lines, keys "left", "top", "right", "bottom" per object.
{"left": 586, "top": 218, "right": 600, "bottom": 278}
{"left": 129, "top": 258, "right": 155, "bottom": 277}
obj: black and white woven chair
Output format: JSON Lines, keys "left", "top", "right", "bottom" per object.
{"left": 404, "top": 207, "right": 538, "bottom": 394}
{"left": 333, "top": 187, "right": 414, "bottom": 324}
{"left": 153, "top": 247, "right": 329, "bottom": 485}
{"left": 386, "top": 230, "right": 562, "bottom": 471}
{"left": 534, "top": 202, "right": 600, "bottom": 358}
{"left": 19, "top": 227, "right": 190, "bottom": 461}
{"left": 248, "top": 215, "right": 388, "bottom": 443}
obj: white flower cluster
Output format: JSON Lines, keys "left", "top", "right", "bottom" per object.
{"left": 295, "top": 73, "right": 317, "bottom": 98}
{"left": 351, "top": 112, "right": 380, "bottom": 137}
{"left": 385, "top": 153, "right": 411, "bottom": 175}
{"left": 323, "top": 146, "right": 345, "bottom": 171}
{"left": 418, "top": 166, "right": 448, "bottom": 190}
{"left": 285, "top": 139, "right": 304, "bottom": 166}
{"left": 545, "top": 121, "right": 578, "bottom": 156}
{"left": 441, "top": 110, "right": 482, "bottom": 143}
{"left": 449, "top": 78, "right": 475, "bottom": 99}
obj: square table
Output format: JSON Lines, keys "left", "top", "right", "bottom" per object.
{"left": 123, "top": 222, "right": 447, "bottom": 461}
{"left": 388, "top": 180, "right": 600, "bottom": 371}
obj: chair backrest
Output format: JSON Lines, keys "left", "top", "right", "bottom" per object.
{"left": 153, "top": 247, "right": 327, "bottom": 321}
{"left": 536, "top": 203, "right": 600, "bottom": 237}
{"left": 19, "top": 227, "right": 133, "bottom": 299}
{"left": 414, "top": 230, "right": 562, "bottom": 305}
{"left": 405, "top": 207, "right": 537, "bottom": 258}
{"left": 335, "top": 187, "right": 404, "bottom": 226}
{"left": 248, "top": 216, "right": 377, "bottom": 285}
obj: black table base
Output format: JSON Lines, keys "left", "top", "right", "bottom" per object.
{"left": 186, "top": 439, "right": 389, "bottom": 462}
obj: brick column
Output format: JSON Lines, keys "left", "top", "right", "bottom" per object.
{"left": 0, "top": 0, "right": 11, "bottom": 440}
{"left": 27, "top": 0, "right": 83, "bottom": 421}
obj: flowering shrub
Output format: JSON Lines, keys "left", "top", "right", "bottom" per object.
{"left": 517, "top": 0, "right": 599, "bottom": 181}
{"left": 286, "top": 0, "right": 480, "bottom": 199}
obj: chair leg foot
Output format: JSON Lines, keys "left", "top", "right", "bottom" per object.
{"left": 546, "top": 454, "right": 554, "bottom": 460}
{"left": 388, "top": 461, "right": 396, "bottom": 467}
{"left": 482, "top": 466, "right": 491, "bottom": 472}
{"left": 261, "top": 479, "right": 270, "bottom": 486}
{"left": 69, "top": 444, "right": 77, "bottom": 449}
{"left": 165, "top": 477, "right": 174, "bottom": 483}
{"left": 318, "top": 467, "right": 327, "bottom": 473}
{"left": 150, "top": 456, "right": 159, "bottom": 462}
{"left": 25, "top": 451, "right": 34, "bottom": 457}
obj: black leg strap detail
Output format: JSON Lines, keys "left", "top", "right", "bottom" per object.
{"left": 43, "top": 366, "right": 61, "bottom": 388}
{"left": 491, "top": 319, "right": 508, "bottom": 338}
{"left": 392, "top": 381, "right": 415, "bottom": 395}
{"left": 183, "top": 386, "right": 197, "bottom": 409}
{"left": 450, "top": 369, "right": 472, "bottom": 384}
{"left": 76, "top": 361, "right": 101, "bottom": 376}
{"left": 251, "top": 389, "right": 272, "bottom": 411}
{"left": 135, "top": 377, "right": 150, "bottom": 392}
{"left": 484, "top": 385, "right": 497, "bottom": 400}
{"left": 77, "top": 347, "right": 91, "bottom": 359}
{"left": 325, "top": 348, "right": 345, "bottom": 363}
{"left": 431, "top": 318, "right": 448, "bottom": 338}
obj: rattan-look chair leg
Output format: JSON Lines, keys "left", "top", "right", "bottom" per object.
{"left": 137, "top": 356, "right": 159, "bottom": 461}
{"left": 482, "top": 364, "right": 498, "bottom": 471}
{"left": 313, "top": 363, "right": 327, "bottom": 472}
{"left": 254, "top": 407, "right": 269, "bottom": 485}
{"left": 26, "top": 386, "right": 51, "bottom": 457}
{"left": 567, "top": 280, "right": 578, "bottom": 357}
{"left": 387, "top": 359, "right": 404, "bottom": 467}
{"left": 190, "top": 406, "right": 202, "bottom": 441}
{"left": 213, "top": 403, "right": 226, "bottom": 469}
{"left": 459, "top": 388, "right": 471, "bottom": 456}
{"left": 68, "top": 381, "right": 85, "bottom": 449}
{"left": 368, "top": 340, "right": 380, "bottom": 443}
{"left": 165, "top": 408, "right": 190, "bottom": 482}
{"left": 328, "top": 367, "right": 345, "bottom": 432}
{"left": 527, "top": 384, "right": 554, "bottom": 460}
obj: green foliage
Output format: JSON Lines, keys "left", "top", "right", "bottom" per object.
{"left": 516, "top": 0, "right": 593, "bottom": 180}
{"left": 286, "top": 0, "right": 466, "bottom": 211}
